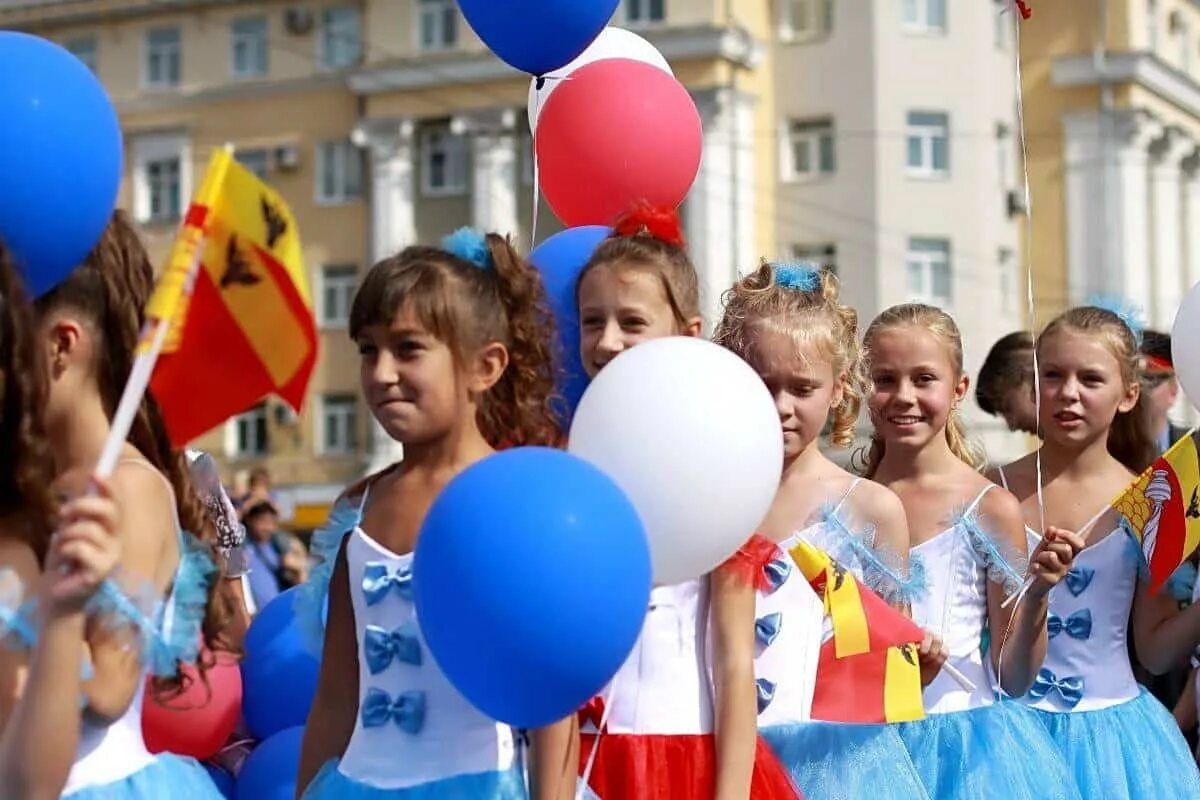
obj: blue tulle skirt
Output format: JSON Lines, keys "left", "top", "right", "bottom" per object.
{"left": 63, "top": 754, "right": 224, "bottom": 799}
{"left": 761, "top": 721, "right": 930, "bottom": 800}
{"left": 1031, "top": 689, "right": 1200, "bottom": 799}
{"left": 304, "top": 759, "right": 528, "bottom": 799}
{"left": 897, "top": 702, "right": 1082, "bottom": 800}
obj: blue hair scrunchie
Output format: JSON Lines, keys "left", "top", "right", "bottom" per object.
{"left": 771, "top": 261, "right": 822, "bottom": 293}
{"left": 1085, "top": 294, "right": 1145, "bottom": 344}
{"left": 441, "top": 227, "right": 493, "bottom": 271}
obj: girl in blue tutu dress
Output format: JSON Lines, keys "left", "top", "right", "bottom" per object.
{"left": 861, "top": 303, "right": 1085, "bottom": 800}
{"left": 993, "top": 305, "right": 1200, "bottom": 798}
{"left": 713, "top": 262, "right": 932, "bottom": 800}
{"left": 32, "top": 213, "right": 231, "bottom": 799}
{"left": 296, "top": 230, "right": 562, "bottom": 799}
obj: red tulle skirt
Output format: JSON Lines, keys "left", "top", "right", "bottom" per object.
{"left": 579, "top": 732, "right": 801, "bottom": 799}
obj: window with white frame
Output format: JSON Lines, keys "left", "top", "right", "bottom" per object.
{"left": 236, "top": 149, "right": 270, "bottom": 179}
{"left": 64, "top": 35, "right": 97, "bottom": 72}
{"left": 906, "top": 111, "right": 949, "bottom": 176}
{"left": 231, "top": 16, "right": 268, "bottom": 78}
{"left": 902, "top": 0, "right": 946, "bottom": 33}
{"left": 625, "top": 0, "right": 665, "bottom": 25}
{"left": 792, "top": 243, "right": 837, "bottom": 276}
{"left": 781, "top": 0, "right": 833, "bottom": 41}
{"left": 132, "top": 134, "right": 190, "bottom": 225}
{"left": 144, "top": 26, "right": 181, "bottom": 87}
{"left": 320, "top": 7, "right": 362, "bottom": 69}
{"left": 906, "top": 238, "right": 952, "bottom": 305}
{"left": 315, "top": 140, "right": 363, "bottom": 204}
{"left": 420, "top": 124, "right": 468, "bottom": 196}
{"left": 319, "top": 395, "right": 359, "bottom": 455}
{"left": 320, "top": 264, "right": 358, "bottom": 327}
{"left": 229, "top": 403, "right": 269, "bottom": 458}
{"left": 418, "top": 0, "right": 458, "bottom": 52}
{"left": 786, "top": 117, "right": 835, "bottom": 180}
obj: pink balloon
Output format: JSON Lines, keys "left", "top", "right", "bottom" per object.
{"left": 535, "top": 59, "right": 703, "bottom": 228}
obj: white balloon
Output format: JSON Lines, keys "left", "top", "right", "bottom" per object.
{"left": 568, "top": 337, "right": 782, "bottom": 585}
{"left": 528, "top": 27, "right": 673, "bottom": 132}
{"left": 1173, "top": 281, "right": 1200, "bottom": 410}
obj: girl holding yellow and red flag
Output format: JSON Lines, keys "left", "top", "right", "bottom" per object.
{"left": 712, "top": 261, "right": 933, "bottom": 800}
{"left": 992, "top": 305, "right": 1200, "bottom": 799}
{"left": 861, "top": 303, "right": 1084, "bottom": 800}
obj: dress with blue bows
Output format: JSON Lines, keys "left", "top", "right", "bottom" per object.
{"left": 895, "top": 485, "right": 1082, "bottom": 800}
{"left": 577, "top": 579, "right": 798, "bottom": 799}
{"left": 302, "top": 491, "right": 527, "bottom": 799}
{"left": 750, "top": 480, "right": 931, "bottom": 800}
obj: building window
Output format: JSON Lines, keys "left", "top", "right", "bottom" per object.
{"left": 906, "top": 111, "right": 949, "bottom": 176}
{"left": 132, "top": 134, "right": 189, "bottom": 225}
{"left": 781, "top": 0, "right": 833, "bottom": 41}
{"left": 144, "top": 26, "right": 181, "bottom": 87}
{"left": 236, "top": 149, "right": 270, "bottom": 179}
{"left": 420, "top": 124, "right": 468, "bottom": 196}
{"left": 231, "top": 16, "right": 268, "bottom": 78}
{"left": 146, "top": 158, "right": 182, "bottom": 223}
{"left": 1148, "top": 0, "right": 1159, "bottom": 50}
{"left": 231, "top": 403, "right": 269, "bottom": 458}
{"left": 792, "top": 243, "right": 837, "bottom": 276}
{"left": 902, "top": 0, "right": 946, "bottom": 33}
{"left": 64, "top": 35, "right": 97, "bottom": 72}
{"left": 625, "top": 0, "right": 665, "bottom": 25}
{"left": 319, "top": 7, "right": 362, "bottom": 69}
{"left": 318, "top": 395, "right": 359, "bottom": 455}
{"left": 315, "top": 140, "right": 363, "bottom": 204}
{"left": 419, "top": 0, "right": 458, "bottom": 51}
{"left": 906, "top": 238, "right": 952, "bottom": 306}
{"left": 320, "top": 264, "right": 358, "bottom": 328}
{"left": 785, "top": 118, "right": 835, "bottom": 180}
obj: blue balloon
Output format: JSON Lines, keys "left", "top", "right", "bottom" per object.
{"left": 234, "top": 726, "right": 304, "bottom": 800}
{"left": 0, "top": 32, "right": 122, "bottom": 297}
{"left": 529, "top": 226, "right": 610, "bottom": 423}
{"left": 204, "top": 764, "right": 235, "bottom": 800}
{"left": 458, "top": 0, "right": 619, "bottom": 76}
{"left": 240, "top": 587, "right": 320, "bottom": 740}
{"left": 414, "top": 447, "right": 650, "bottom": 729}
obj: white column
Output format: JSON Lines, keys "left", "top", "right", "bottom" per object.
{"left": 1149, "top": 127, "right": 1193, "bottom": 328}
{"left": 454, "top": 108, "right": 520, "bottom": 239}
{"left": 353, "top": 117, "right": 415, "bottom": 475}
{"left": 1184, "top": 149, "right": 1200, "bottom": 295}
{"left": 686, "top": 87, "right": 757, "bottom": 331}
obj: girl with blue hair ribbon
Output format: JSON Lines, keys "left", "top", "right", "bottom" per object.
{"left": 992, "top": 304, "right": 1200, "bottom": 798}
{"left": 296, "top": 229, "right": 563, "bottom": 799}
{"left": 861, "top": 302, "right": 1084, "bottom": 800}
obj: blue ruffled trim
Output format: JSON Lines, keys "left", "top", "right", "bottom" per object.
{"left": 295, "top": 497, "right": 362, "bottom": 654}
{"left": 953, "top": 503, "right": 1027, "bottom": 595}
{"left": 0, "top": 569, "right": 35, "bottom": 648}
{"left": 1166, "top": 560, "right": 1197, "bottom": 603}
{"left": 817, "top": 503, "right": 928, "bottom": 605}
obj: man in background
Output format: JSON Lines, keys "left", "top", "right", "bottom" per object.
{"left": 243, "top": 499, "right": 309, "bottom": 609}
{"left": 977, "top": 331, "right": 1038, "bottom": 435}
{"left": 1141, "top": 330, "right": 1188, "bottom": 454}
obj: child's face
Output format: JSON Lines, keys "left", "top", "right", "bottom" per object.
{"left": 752, "top": 330, "right": 843, "bottom": 461}
{"left": 867, "top": 326, "right": 967, "bottom": 451}
{"left": 1037, "top": 329, "right": 1138, "bottom": 448}
{"left": 356, "top": 306, "right": 464, "bottom": 446}
{"left": 577, "top": 264, "right": 690, "bottom": 378}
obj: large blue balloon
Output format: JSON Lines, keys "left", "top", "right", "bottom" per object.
{"left": 240, "top": 587, "right": 320, "bottom": 740}
{"left": 234, "top": 726, "right": 303, "bottom": 800}
{"left": 0, "top": 32, "right": 122, "bottom": 297}
{"left": 414, "top": 447, "right": 650, "bottom": 728}
{"left": 204, "top": 764, "right": 235, "bottom": 800}
{"left": 529, "top": 226, "right": 610, "bottom": 423}
{"left": 459, "top": 0, "right": 619, "bottom": 76}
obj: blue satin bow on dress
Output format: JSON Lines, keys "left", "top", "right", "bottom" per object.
{"left": 361, "top": 687, "right": 426, "bottom": 734}
{"left": 1063, "top": 566, "right": 1095, "bottom": 597}
{"left": 364, "top": 621, "right": 422, "bottom": 674}
{"left": 763, "top": 558, "right": 792, "bottom": 593}
{"left": 755, "top": 612, "right": 783, "bottom": 647}
{"left": 362, "top": 561, "right": 414, "bottom": 605}
{"left": 1028, "top": 668, "right": 1085, "bottom": 709}
{"left": 1047, "top": 609, "right": 1092, "bottom": 640}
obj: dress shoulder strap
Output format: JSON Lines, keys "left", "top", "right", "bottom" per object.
{"left": 965, "top": 484, "right": 994, "bottom": 516}
{"left": 832, "top": 478, "right": 863, "bottom": 515}
{"left": 997, "top": 465, "right": 1010, "bottom": 491}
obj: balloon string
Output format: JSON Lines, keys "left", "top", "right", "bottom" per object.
{"left": 531, "top": 90, "right": 542, "bottom": 246}
{"left": 575, "top": 683, "right": 615, "bottom": 800}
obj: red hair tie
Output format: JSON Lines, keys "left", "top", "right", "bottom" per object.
{"left": 612, "top": 201, "right": 686, "bottom": 249}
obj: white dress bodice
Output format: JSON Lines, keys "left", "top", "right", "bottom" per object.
{"left": 588, "top": 580, "right": 713, "bottom": 735}
{"left": 338, "top": 527, "right": 518, "bottom": 789}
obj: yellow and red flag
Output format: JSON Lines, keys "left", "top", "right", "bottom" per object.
{"left": 789, "top": 539, "right": 926, "bottom": 723}
{"left": 1113, "top": 429, "right": 1200, "bottom": 594}
{"left": 146, "top": 147, "right": 318, "bottom": 446}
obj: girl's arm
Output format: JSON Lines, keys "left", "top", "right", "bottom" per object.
{"left": 530, "top": 717, "right": 579, "bottom": 800}
{"left": 296, "top": 543, "right": 360, "bottom": 797}
{"left": 710, "top": 568, "right": 758, "bottom": 800}
{"left": 1174, "top": 670, "right": 1198, "bottom": 733}
{"left": 1131, "top": 585, "right": 1200, "bottom": 674}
